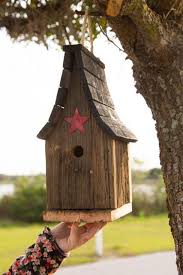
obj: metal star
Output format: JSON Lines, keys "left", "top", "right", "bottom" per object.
{"left": 64, "top": 108, "right": 89, "bottom": 134}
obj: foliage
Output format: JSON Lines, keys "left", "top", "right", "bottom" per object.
{"left": 132, "top": 168, "right": 162, "bottom": 184}
{"left": 0, "top": 175, "right": 46, "bottom": 222}
{"left": 147, "top": 168, "right": 162, "bottom": 179}
{"left": 0, "top": 171, "right": 167, "bottom": 221}
{"left": 0, "top": 0, "right": 107, "bottom": 47}
{"left": 132, "top": 158, "right": 162, "bottom": 184}
{"left": 0, "top": 215, "right": 174, "bottom": 273}
{"left": 132, "top": 170, "right": 148, "bottom": 185}
{"left": 0, "top": 174, "right": 18, "bottom": 183}
{"left": 132, "top": 177, "right": 167, "bottom": 216}
{"left": 0, "top": 0, "right": 181, "bottom": 49}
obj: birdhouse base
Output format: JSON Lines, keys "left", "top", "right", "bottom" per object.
{"left": 43, "top": 203, "right": 132, "bottom": 223}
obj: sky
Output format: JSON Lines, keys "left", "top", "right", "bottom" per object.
{"left": 0, "top": 30, "right": 160, "bottom": 175}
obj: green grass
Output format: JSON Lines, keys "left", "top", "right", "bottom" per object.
{"left": 0, "top": 215, "right": 174, "bottom": 273}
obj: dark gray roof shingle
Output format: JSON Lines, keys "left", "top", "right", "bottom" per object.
{"left": 37, "top": 44, "right": 137, "bottom": 143}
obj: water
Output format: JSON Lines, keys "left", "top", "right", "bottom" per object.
{"left": 0, "top": 183, "right": 14, "bottom": 198}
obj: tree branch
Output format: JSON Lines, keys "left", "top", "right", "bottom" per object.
{"left": 0, "top": 0, "right": 74, "bottom": 44}
{"left": 98, "top": 24, "right": 123, "bottom": 51}
{"left": 147, "top": 0, "right": 183, "bottom": 16}
{"left": 105, "top": 0, "right": 183, "bottom": 16}
{"left": 75, "top": 10, "right": 104, "bottom": 16}
{"left": 119, "top": 0, "right": 168, "bottom": 48}
{"left": 96, "top": 0, "right": 169, "bottom": 50}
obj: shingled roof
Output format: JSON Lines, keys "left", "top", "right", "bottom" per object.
{"left": 37, "top": 44, "right": 137, "bottom": 143}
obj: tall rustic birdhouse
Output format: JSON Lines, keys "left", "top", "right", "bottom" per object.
{"left": 38, "top": 44, "right": 137, "bottom": 222}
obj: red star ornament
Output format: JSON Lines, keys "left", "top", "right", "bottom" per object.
{"left": 64, "top": 108, "right": 89, "bottom": 134}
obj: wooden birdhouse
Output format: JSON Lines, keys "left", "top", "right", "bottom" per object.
{"left": 37, "top": 44, "right": 137, "bottom": 222}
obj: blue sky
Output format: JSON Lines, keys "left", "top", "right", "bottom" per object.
{"left": 0, "top": 30, "right": 160, "bottom": 175}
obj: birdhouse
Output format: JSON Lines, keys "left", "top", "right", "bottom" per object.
{"left": 38, "top": 44, "right": 137, "bottom": 222}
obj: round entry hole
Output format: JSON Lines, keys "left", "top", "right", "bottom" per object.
{"left": 73, "top": 145, "right": 84, "bottom": 158}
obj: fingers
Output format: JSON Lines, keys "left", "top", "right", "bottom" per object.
{"left": 98, "top": 222, "right": 107, "bottom": 229}
{"left": 80, "top": 222, "right": 106, "bottom": 234}
{"left": 84, "top": 222, "right": 106, "bottom": 229}
{"left": 65, "top": 222, "right": 106, "bottom": 231}
{"left": 79, "top": 223, "right": 96, "bottom": 234}
{"left": 65, "top": 222, "right": 74, "bottom": 229}
{"left": 80, "top": 222, "right": 106, "bottom": 243}
{"left": 85, "top": 222, "right": 106, "bottom": 232}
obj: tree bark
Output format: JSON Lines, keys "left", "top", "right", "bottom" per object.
{"left": 96, "top": 0, "right": 183, "bottom": 273}
{"left": 131, "top": 42, "right": 183, "bottom": 274}
{"left": 1, "top": 0, "right": 182, "bottom": 271}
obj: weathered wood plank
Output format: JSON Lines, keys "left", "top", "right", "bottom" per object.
{"left": 83, "top": 70, "right": 110, "bottom": 95}
{"left": 47, "top": 68, "right": 93, "bottom": 210}
{"left": 128, "top": 144, "right": 132, "bottom": 203}
{"left": 37, "top": 122, "right": 54, "bottom": 140}
{"left": 55, "top": 87, "right": 68, "bottom": 106}
{"left": 84, "top": 82, "right": 115, "bottom": 109}
{"left": 82, "top": 69, "right": 137, "bottom": 142}
{"left": 82, "top": 71, "right": 115, "bottom": 108}
{"left": 60, "top": 69, "right": 71, "bottom": 89}
{"left": 39, "top": 44, "right": 134, "bottom": 215}
{"left": 43, "top": 203, "right": 132, "bottom": 222}
{"left": 49, "top": 105, "right": 64, "bottom": 125}
{"left": 46, "top": 67, "right": 125, "bottom": 210}
{"left": 99, "top": 115, "right": 137, "bottom": 142}
{"left": 91, "top": 101, "right": 115, "bottom": 117}
{"left": 63, "top": 44, "right": 105, "bottom": 69}
{"left": 112, "top": 140, "right": 118, "bottom": 208}
{"left": 63, "top": 52, "right": 74, "bottom": 71}
{"left": 38, "top": 44, "right": 137, "bottom": 143}
{"left": 46, "top": 142, "right": 60, "bottom": 209}
{"left": 80, "top": 51, "right": 106, "bottom": 81}
{"left": 90, "top": 113, "right": 111, "bottom": 208}
{"left": 115, "top": 141, "right": 130, "bottom": 207}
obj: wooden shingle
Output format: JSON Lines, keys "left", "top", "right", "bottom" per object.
{"left": 37, "top": 44, "right": 137, "bottom": 143}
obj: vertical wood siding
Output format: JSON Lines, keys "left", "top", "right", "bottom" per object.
{"left": 46, "top": 66, "right": 130, "bottom": 210}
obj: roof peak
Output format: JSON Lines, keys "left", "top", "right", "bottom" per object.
{"left": 63, "top": 44, "right": 105, "bottom": 69}
{"left": 37, "top": 45, "right": 137, "bottom": 143}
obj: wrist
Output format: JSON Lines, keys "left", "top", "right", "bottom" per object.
{"left": 51, "top": 229, "right": 70, "bottom": 257}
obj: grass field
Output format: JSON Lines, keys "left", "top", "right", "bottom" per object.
{"left": 0, "top": 215, "right": 174, "bottom": 273}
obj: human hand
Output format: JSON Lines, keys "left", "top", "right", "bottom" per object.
{"left": 51, "top": 222, "right": 106, "bottom": 253}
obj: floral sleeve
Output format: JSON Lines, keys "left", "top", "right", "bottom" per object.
{"left": 4, "top": 227, "right": 67, "bottom": 275}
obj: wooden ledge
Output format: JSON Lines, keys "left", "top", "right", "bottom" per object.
{"left": 43, "top": 203, "right": 132, "bottom": 223}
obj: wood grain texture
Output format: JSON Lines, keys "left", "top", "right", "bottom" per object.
{"left": 55, "top": 87, "right": 68, "bottom": 106}
{"left": 82, "top": 69, "right": 137, "bottom": 142}
{"left": 63, "top": 44, "right": 105, "bottom": 69}
{"left": 38, "top": 44, "right": 134, "bottom": 217}
{"left": 45, "top": 63, "right": 131, "bottom": 210}
{"left": 63, "top": 51, "right": 74, "bottom": 70}
{"left": 43, "top": 203, "right": 132, "bottom": 222}
{"left": 49, "top": 105, "right": 64, "bottom": 125}
{"left": 128, "top": 143, "right": 132, "bottom": 203}
{"left": 46, "top": 64, "right": 121, "bottom": 210}
{"left": 46, "top": 67, "right": 93, "bottom": 210}
{"left": 37, "top": 44, "right": 137, "bottom": 143}
{"left": 37, "top": 122, "right": 54, "bottom": 140}
{"left": 60, "top": 69, "right": 71, "bottom": 89}
{"left": 79, "top": 51, "right": 106, "bottom": 81}
{"left": 115, "top": 140, "right": 130, "bottom": 207}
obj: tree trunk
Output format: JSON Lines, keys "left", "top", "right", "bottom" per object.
{"left": 1, "top": 0, "right": 183, "bottom": 270}
{"left": 132, "top": 50, "right": 183, "bottom": 274}
{"left": 97, "top": 0, "right": 183, "bottom": 273}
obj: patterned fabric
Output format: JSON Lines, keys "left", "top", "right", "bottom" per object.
{"left": 4, "top": 227, "right": 66, "bottom": 275}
